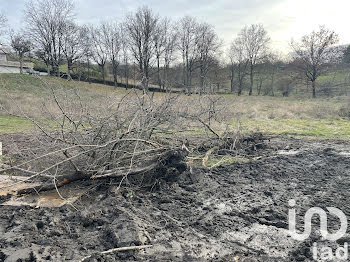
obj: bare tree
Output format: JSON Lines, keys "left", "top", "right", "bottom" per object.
{"left": 120, "top": 23, "right": 130, "bottom": 89}
{"left": 255, "top": 63, "right": 268, "bottom": 96}
{"left": 291, "top": 26, "right": 339, "bottom": 98}
{"left": 227, "top": 48, "right": 235, "bottom": 93}
{"left": 80, "top": 25, "right": 93, "bottom": 83}
{"left": 61, "top": 22, "right": 84, "bottom": 79}
{"left": 162, "top": 21, "right": 178, "bottom": 91}
{"left": 239, "top": 24, "right": 270, "bottom": 95}
{"left": 10, "top": 32, "right": 32, "bottom": 74}
{"left": 25, "top": 0, "right": 75, "bottom": 76}
{"left": 153, "top": 18, "right": 168, "bottom": 89}
{"left": 101, "top": 22, "right": 122, "bottom": 87}
{"left": 0, "top": 13, "right": 7, "bottom": 45}
{"left": 153, "top": 18, "right": 178, "bottom": 91}
{"left": 125, "top": 6, "right": 159, "bottom": 91}
{"left": 177, "top": 16, "right": 198, "bottom": 94}
{"left": 196, "top": 22, "right": 221, "bottom": 94}
{"left": 90, "top": 24, "right": 108, "bottom": 84}
{"left": 262, "top": 51, "right": 284, "bottom": 96}
{"left": 229, "top": 37, "right": 249, "bottom": 96}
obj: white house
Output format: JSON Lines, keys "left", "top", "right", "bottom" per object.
{"left": 0, "top": 48, "right": 34, "bottom": 74}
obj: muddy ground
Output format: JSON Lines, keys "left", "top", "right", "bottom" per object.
{"left": 1, "top": 136, "right": 350, "bottom": 262}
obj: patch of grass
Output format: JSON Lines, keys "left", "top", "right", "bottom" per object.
{"left": 238, "top": 118, "right": 350, "bottom": 139}
{"left": 190, "top": 155, "right": 249, "bottom": 168}
{"left": 0, "top": 73, "right": 122, "bottom": 94}
{"left": 0, "top": 115, "right": 34, "bottom": 133}
{"left": 206, "top": 155, "right": 249, "bottom": 167}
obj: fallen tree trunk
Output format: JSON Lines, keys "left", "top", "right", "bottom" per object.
{"left": 14, "top": 148, "right": 186, "bottom": 195}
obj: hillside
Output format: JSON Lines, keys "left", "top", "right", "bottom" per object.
{"left": 0, "top": 73, "right": 349, "bottom": 139}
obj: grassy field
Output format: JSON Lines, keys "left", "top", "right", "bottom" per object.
{"left": 0, "top": 115, "right": 34, "bottom": 133}
{"left": 0, "top": 73, "right": 349, "bottom": 139}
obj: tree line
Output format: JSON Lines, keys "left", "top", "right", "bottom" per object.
{"left": 0, "top": 0, "right": 347, "bottom": 98}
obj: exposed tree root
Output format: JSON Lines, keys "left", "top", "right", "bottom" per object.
{"left": 11, "top": 149, "right": 187, "bottom": 195}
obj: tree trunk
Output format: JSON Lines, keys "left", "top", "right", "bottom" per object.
{"left": 199, "top": 77, "right": 204, "bottom": 95}
{"left": 19, "top": 54, "right": 23, "bottom": 74}
{"left": 78, "top": 62, "right": 82, "bottom": 81}
{"left": 56, "top": 64, "right": 60, "bottom": 77}
{"left": 188, "top": 70, "right": 192, "bottom": 95}
{"left": 271, "top": 74, "right": 275, "bottom": 96}
{"left": 126, "top": 71, "right": 129, "bottom": 89}
{"left": 141, "top": 68, "right": 149, "bottom": 92}
{"left": 182, "top": 54, "right": 186, "bottom": 89}
{"left": 112, "top": 61, "right": 118, "bottom": 88}
{"left": 238, "top": 78, "right": 242, "bottom": 96}
{"left": 163, "top": 64, "right": 168, "bottom": 92}
{"left": 312, "top": 80, "right": 316, "bottom": 98}
{"left": 101, "top": 64, "right": 106, "bottom": 85}
{"left": 67, "top": 60, "right": 72, "bottom": 80}
{"left": 157, "top": 57, "right": 161, "bottom": 89}
{"left": 46, "top": 61, "right": 50, "bottom": 75}
{"left": 125, "top": 60, "right": 129, "bottom": 90}
{"left": 87, "top": 58, "right": 91, "bottom": 84}
{"left": 230, "top": 65, "right": 234, "bottom": 93}
{"left": 200, "top": 64, "right": 205, "bottom": 95}
{"left": 133, "top": 64, "right": 136, "bottom": 87}
{"left": 114, "top": 73, "right": 118, "bottom": 88}
{"left": 257, "top": 78, "right": 262, "bottom": 95}
{"left": 50, "top": 59, "right": 55, "bottom": 75}
{"left": 249, "top": 63, "right": 253, "bottom": 96}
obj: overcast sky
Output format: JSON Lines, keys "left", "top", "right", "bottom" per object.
{"left": 2, "top": 0, "right": 350, "bottom": 54}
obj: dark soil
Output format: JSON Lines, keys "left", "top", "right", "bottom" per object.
{"left": 1, "top": 136, "right": 350, "bottom": 262}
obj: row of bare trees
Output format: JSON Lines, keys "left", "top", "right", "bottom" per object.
{"left": 228, "top": 24, "right": 270, "bottom": 96}
{"left": 228, "top": 24, "right": 341, "bottom": 97}
{"left": 177, "top": 17, "right": 222, "bottom": 94}
{"left": 0, "top": 0, "right": 345, "bottom": 97}
{"left": 18, "top": 0, "right": 222, "bottom": 93}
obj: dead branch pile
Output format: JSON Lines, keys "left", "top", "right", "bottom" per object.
{"left": 196, "top": 132, "right": 271, "bottom": 154}
{"left": 0, "top": 81, "right": 229, "bottom": 194}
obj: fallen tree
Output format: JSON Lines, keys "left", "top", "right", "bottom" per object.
{"left": 0, "top": 78, "right": 228, "bottom": 195}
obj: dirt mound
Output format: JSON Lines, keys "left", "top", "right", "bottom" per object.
{"left": 1, "top": 137, "right": 350, "bottom": 261}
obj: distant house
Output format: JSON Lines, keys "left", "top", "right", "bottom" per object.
{"left": 0, "top": 48, "right": 34, "bottom": 74}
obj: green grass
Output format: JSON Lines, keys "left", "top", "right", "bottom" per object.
{"left": 3, "top": 115, "right": 347, "bottom": 139}
{"left": 238, "top": 118, "right": 350, "bottom": 139}
{"left": 0, "top": 115, "right": 34, "bottom": 133}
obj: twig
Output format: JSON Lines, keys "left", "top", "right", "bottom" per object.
{"left": 79, "top": 245, "right": 152, "bottom": 262}
{"left": 202, "top": 146, "right": 219, "bottom": 167}
{"left": 195, "top": 117, "right": 220, "bottom": 139}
